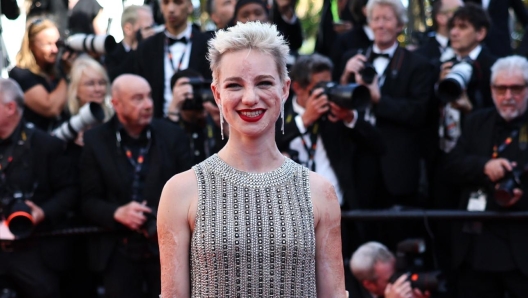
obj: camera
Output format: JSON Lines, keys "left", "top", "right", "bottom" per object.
{"left": 57, "top": 34, "right": 117, "bottom": 55}
{"left": 52, "top": 102, "right": 105, "bottom": 142}
{"left": 312, "top": 81, "right": 371, "bottom": 111}
{"left": 359, "top": 62, "right": 377, "bottom": 85}
{"left": 388, "top": 239, "right": 445, "bottom": 293}
{"left": 494, "top": 166, "right": 526, "bottom": 206}
{"left": 437, "top": 57, "right": 473, "bottom": 104}
{"left": 181, "top": 77, "right": 215, "bottom": 111}
{"left": 0, "top": 192, "right": 34, "bottom": 238}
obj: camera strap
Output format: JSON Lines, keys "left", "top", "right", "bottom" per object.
{"left": 165, "top": 33, "right": 192, "bottom": 73}
{"left": 116, "top": 129, "right": 152, "bottom": 202}
{"left": 492, "top": 129, "right": 519, "bottom": 159}
{"left": 299, "top": 122, "right": 319, "bottom": 171}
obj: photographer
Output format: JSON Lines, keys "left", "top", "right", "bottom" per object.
{"left": 0, "top": 78, "right": 76, "bottom": 298}
{"left": 443, "top": 55, "right": 528, "bottom": 298}
{"left": 338, "top": 0, "right": 432, "bottom": 211}
{"left": 275, "top": 54, "right": 384, "bottom": 273}
{"left": 106, "top": 5, "right": 155, "bottom": 82}
{"left": 436, "top": 3, "right": 497, "bottom": 151}
{"left": 350, "top": 242, "right": 430, "bottom": 298}
{"left": 167, "top": 69, "right": 225, "bottom": 165}
{"left": 9, "top": 18, "right": 76, "bottom": 132}
{"left": 79, "top": 74, "right": 191, "bottom": 298}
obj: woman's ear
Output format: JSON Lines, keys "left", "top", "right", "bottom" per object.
{"left": 211, "top": 83, "right": 222, "bottom": 107}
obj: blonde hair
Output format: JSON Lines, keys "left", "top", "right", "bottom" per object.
{"left": 16, "top": 18, "right": 58, "bottom": 75}
{"left": 67, "top": 55, "right": 113, "bottom": 120}
{"left": 207, "top": 21, "right": 290, "bottom": 86}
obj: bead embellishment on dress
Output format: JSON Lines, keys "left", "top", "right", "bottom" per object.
{"left": 190, "top": 154, "right": 316, "bottom": 297}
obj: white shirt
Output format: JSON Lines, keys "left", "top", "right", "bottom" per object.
{"left": 163, "top": 23, "right": 193, "bottom": 115}
{"left": 364, "top": 25, "right": 374, "bottom": 41}
{"left": 461, "top": 44, "right": 482, "bottom": 61}
{"left": 482, "top": 0, "right": 490, "bottom": 9}
{"left": 372, "top": 42, "right": 398, "bottom": 78}
{"left": 289, "top": 97, "right": 344, "bottom": 206}
{"left": 435, "top": 33, "right": 449, "bottom": 53}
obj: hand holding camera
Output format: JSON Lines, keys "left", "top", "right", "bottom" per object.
{"left": 342, "top": 54, "right": 381, "bottom": 103}
{"left": 484, "top": 158, "right": 514, "bottom": 182}
{"left": 301, "top": 87, "right": 329, "bottom": 127}
{"left": 169, "top": 77, "right": 194, "bottom": 118}
{"left": 385, "top": 274, "right": 414, "bottom": 298}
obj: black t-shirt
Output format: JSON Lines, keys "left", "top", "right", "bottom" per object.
{"left": 8, "top": 67, "right": 61, "bottom": 131}
{"left": 68, "top": 0, "right": 102, "bottom": 35}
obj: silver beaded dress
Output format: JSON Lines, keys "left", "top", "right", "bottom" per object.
{"left": 190, "top": 154, "right": 317, "bottom": 297}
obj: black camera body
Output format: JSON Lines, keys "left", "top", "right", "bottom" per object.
{"left": 141, "top": 212, "right": 157, "bottom": 240}
{"left": 0, "top": 192, "right": 34, "bottom": 239}
{"left": 359, "top": 62, "right": 377, "bottom": 85}
{"left": 181, "top": 77, "right": 215, "bottom": 111}
{"left": 494, "top": 165, "right": 527, "bottom": 206}
{"left": 437, "top": 57, "right": 474, "bottom": 104}
{"left": 312, "top": 81, "right": 371, "bottom": 111}
{"left": 388, "top": 239, "right": 445, "bottom": 293}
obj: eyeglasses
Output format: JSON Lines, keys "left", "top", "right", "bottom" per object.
{"left": 82, "top": 80, "right": 108, "bottom": 88}
{"left": 492, "top": 84, "right": 527, "bottom": 96}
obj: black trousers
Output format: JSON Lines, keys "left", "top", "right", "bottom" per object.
{"left": 103, "top": 247, "right": 161, "bottom": 298}
{"left": 457, "top": 266, "right": 528, "bottom": 298}
{"left": 0, "top": 244, "right": 60, "bottom": 298}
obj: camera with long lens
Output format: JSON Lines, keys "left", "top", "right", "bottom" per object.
{"left": 0, "top": 191, "right": 34, "bottom": 239}
{"left": 388, "top": 239, "right": 446, "bottom": 293}
{"left": 56, "top": 34, "right": 117, "bottom": 55}
{"left": 52, "top": 102, "right": 105, "bottom": 142}
{"left": 494, "top": 164, "right": 527, "bottom": 206}
{"left": 181, "top": 77, "right": 215, "bottom": 111}
{"left": 312, "top": 81, "right": 371, "bottom": 111}
{"left": 359, "top": 62, "right": 377, "bottom": 85}
{"left": 437, "top": 57, "right": 473, "bottom": 104}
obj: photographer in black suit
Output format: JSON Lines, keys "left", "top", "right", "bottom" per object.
{"left": 80, "top": 74, "right": 191, "bottom": 298}
{"left": 444, "top": 55, "right": 528, "bottom": 298}
{"left": 134, "top": 0, "right": 211, "bottom": 119}
{"left": 338, "top": 0, "right": 433, "bottom": 210}
{"left": 0, "top": 78, "right": 76, "bottom": 298}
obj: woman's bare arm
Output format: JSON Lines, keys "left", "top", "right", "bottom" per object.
{"left": 158, "top": 170, "right": 197, "bottom": 298}
{"left": 310, "top": 172, "right": 346, "bottom": 297}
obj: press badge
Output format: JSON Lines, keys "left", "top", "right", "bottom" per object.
{"left": 467, "top": 189, "right": 487, "bottom": 211}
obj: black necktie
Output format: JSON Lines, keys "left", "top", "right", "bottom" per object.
{"left": 371, "top": 52, "right": 390, "bottom": 60}
{"left": 167, "top": 36, "right": 187, "bottom": 46}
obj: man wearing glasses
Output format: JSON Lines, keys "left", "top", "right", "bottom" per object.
{"left": 444, "top": 55, "right": 528, "bottom": 298}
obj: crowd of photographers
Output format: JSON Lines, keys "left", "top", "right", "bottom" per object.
{"left": 1, "top": 0, "right": 528, "bottom": 297}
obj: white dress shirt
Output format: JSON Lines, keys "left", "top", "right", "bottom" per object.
{"left": 289, "top": 97, "right": 344, "bottom": 206}
{"left": 163, "top": 23, "right": 193, "bottom": 115}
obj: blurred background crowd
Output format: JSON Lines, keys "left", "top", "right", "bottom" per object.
{"left": 2, "top": 0, "right": 528, "bottom": 297}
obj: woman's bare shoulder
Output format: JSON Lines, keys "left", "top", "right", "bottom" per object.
{"left": 159, "top": 169, "right": 199, "bottom": 225}
{"left": 308, "top": 171, "right": 340, "bottom": 226}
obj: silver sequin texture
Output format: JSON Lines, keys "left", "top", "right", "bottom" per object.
{"left": 190, "top": 154, "right": 316, "bottom": 297}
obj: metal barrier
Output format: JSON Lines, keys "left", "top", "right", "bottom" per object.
{"left": 341, "top": 209, "right": 528, "bottom": 221}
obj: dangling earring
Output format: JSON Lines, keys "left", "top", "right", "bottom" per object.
{"left": 219, "top": 104, "right": 225, "bottom": 140}
{"left": 281, "top": 99, "right": 285, "bottom": 135}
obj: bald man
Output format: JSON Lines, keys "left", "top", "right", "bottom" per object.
{"left": 79, "top": 74, "right": 191, "bottom": 298}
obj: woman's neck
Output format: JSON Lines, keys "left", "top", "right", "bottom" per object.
{"left": 218, "top": 131, "right": 284, "bottom": 173}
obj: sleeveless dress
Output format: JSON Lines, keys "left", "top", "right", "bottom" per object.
{"left": 190, "top": 154, "right": 317, "bottom": 297}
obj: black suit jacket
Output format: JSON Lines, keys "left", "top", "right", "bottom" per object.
{"left": 105, "top": 42, "right": 135, "bottom": 82}
{"left": 330, "top": 26, "right": 373, "bottom": 80}
{"left": 80, "top": 117, "right": 192, "bottom": 271}
{"left": 276, "top": 97, "right": 385, "bottom": 210}
{"left": 272, "top": 2, "right": 303, "bottom": 53}
{"left": 340, "top": 46, "right": 433, "bottom": 197}
{"left": 444, "top": 108, "right": 528, "bottom": 276}
{"left": 467, "top": 46, "right": 497, "bottom": 110}
{"left": 415, "top": 34, "right": 443, "bottom": 74}
{"left": 134, "top": 28, "right": 212, "bottom": 118}
{"left": 465, "top": 0, "right": 528, "bottom": 57}
{"left": 2, "top": 121, "right": 77, "bottom": 270}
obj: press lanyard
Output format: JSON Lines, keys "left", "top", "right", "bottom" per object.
{"left": 300, "top": 123, "right": 319, "bottom": 171}
{"left": 116, "top": 129, "right": 152, "bottom": 202}
{"left": 492, "top": 129, "right": 518, "bottom": 159}
{"left": 165, "top": 36, "right": 189, "bottom": 72}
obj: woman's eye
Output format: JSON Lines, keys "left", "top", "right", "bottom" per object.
{"left": 259, "top": 81, "right": 273, "bottom": 86}
{"left": 226, "top": 83, "right": 240, "bottom": 88}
